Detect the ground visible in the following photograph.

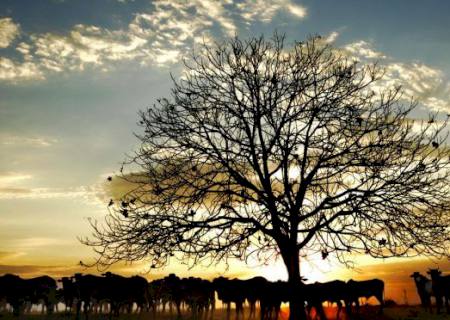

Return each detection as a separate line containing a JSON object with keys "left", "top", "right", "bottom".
{"left": 0, "top": 307, "right": 449, "bottom": 320}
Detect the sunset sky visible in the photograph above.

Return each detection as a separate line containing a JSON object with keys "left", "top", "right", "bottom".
{"left": 1, "top": 0, "right": 450, "bottom": 305}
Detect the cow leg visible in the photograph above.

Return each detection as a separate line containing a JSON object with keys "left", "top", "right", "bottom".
{"left": 355, "top": 299, "right": 360, "bottom": 314}
{"left": 436, "top": 295, "right": 443, "bottom": 314}
{"left": 83, "top": 301, "right": 89, "bottom": 320}
{"left": 445, "top": 295, "right": 449, "bottom": 314}
{"left": 236, "top": 302, "right": 242, "bottom": 320}
{"left": 75, "top": 300, "right": 81, "bottom": 319}
{"left": 260, "top": 304, "right": 266, "bottom": 320}
{"left": 275, "top": 304, "right": 281, "bottom": 320}
{"left": 376, "top": 294, "right": 384, "bottom": 314}
{"left": 248, "top": 301, "right": 255, "bottom": 320}
{"left": 336, "top": 301, "right": 342, "bottom": 320}
{"left": 46, "top": 301, "right": 54, "bottom": 315}
{"left": 11, "top": 301, "right": 21, "bottom": 317}
{"left": 317, "top": 304, "right": 327, "bottom": 320}
{"left": 209, "top": 299, "right": 215, "bottom": 320}
{"left": 269, "top": 305, "right": 274, "bottom": 320}
{"left": 428, "top": 297, "right": 433, "bottom": 313}
{"left": 176, "top": 301, "right": 181, "bottom": 318}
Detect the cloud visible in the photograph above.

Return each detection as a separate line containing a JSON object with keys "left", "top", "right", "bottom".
{"left": 344, "top": 40, "right": 387, "bottom": 60}
{"left": 0, "top": 264, "right": 82, "bottom": 278}
{"left": 10, "top": 237, "right": 74, "bottom": 250}
{"left": 324, "top": 31, "right": 339, "bottom": 44}
{"left": 238, "top": 0, "right": 307, "bottom": 22}
{"left": 0, "top": 251, "right": 25, "bottom": 261}
{"left": 0, "top": 134, "right": 58, "bottom": 147}
{"left": 382, "top": 63, "right": 450, "bottom": 112}
{"left": 0, "top": 171, "right": 106, "bottom": 203}
{"left": 0, "top": 18, "right": 20, "bottom": 48}
{"left": 0, "top": 0, "right": 308, "bottom": 82}
{"left": 342, "top": 40, "right": 450, "bottom": 113}
{"left": 0, "top": 172, "right": 33, "bottom": 185}
{"left": 0, "top": 185, "right": 104, "bottom": 201}
{"left": 0, "top": 57, "right": 43, "bottom": 81}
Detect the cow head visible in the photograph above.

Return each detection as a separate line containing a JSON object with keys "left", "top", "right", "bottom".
{"left": 427, "top": 269, "right": 442, "bottom": 278}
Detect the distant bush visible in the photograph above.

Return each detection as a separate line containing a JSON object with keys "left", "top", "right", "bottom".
{"left": 385, "top": 299, "right": 398, "bottom": 307}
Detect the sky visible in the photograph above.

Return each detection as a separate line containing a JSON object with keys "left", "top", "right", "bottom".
{"left": 1, "top": 0, "right": 450, "bottom": 304}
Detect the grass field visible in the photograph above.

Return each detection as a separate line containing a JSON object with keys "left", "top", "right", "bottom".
{"left": 0, "top": 306, "right": 449, "bottom": 320}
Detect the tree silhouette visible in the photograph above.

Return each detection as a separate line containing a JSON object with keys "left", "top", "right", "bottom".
{"left": 84, "top": 34, "right": 450, "bottom": 320}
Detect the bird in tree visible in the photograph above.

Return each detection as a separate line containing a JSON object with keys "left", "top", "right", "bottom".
{"left": 83, "top": 34, "right": 450, "bottom": 320}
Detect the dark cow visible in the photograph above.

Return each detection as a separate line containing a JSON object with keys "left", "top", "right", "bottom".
{"left": 147, "top": 275, "right": 213, "bottom": 319}
{"left": 213, "top": 277, "right": 247, "bottom": 320}
{"left": 73, "top": 273, "right": 110, "bottom": 319}
{"left": 259, "top": 280, "right": 290, "bottom": 320}
{"left": 243, "top": 276, "right": 269, "bottom": 319}
{"left": 182, "top": 277, "right": 215, "bottom": 319}
{"left": 427, "top": 269, "right": 450, "bottom": 314}
{"left": 410, "top": 272, "right": 433, "bottom": 312}
{"left": 25, "top": 275, "right": 58, "bottom": 314}
{"left": 148, "top": 278, "right": 168, "bottom": 314}
{"left": 58, "top": 276, "right": 77, "bottom": 312}
{"left": 163, "top": 273, "right": 185, "bottom": 317}
{"left": 0, "top": 274, "right": 25, "bottom": 315}
{"left": 305, "top": 280, "right": 347, "bottom": 320}
{"left": 0, "top": 274, "right": 57, "bottom": 316}
{"left": 345, "top": 279, "right": 384, "bottom": 315}
{"left": 102, "top": 272, "right": 149, "bottom": 315}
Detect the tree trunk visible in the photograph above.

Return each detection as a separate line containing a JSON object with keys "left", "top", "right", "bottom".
{"left": 282, "top": 248, "right": 307, "bottom": 320}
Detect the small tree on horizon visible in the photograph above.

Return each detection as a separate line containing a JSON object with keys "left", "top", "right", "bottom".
{"left": 84, "top": 34, "right": 450, "bottom": 320}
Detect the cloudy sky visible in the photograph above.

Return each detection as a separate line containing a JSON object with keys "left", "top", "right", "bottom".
{"left": 1, "top": 0, "right": 450, "bottom": 303}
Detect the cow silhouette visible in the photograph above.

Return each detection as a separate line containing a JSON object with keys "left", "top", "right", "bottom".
{"left": 242, "top": 276, "right": 268, "bottom": 319}
{"left": 58, "top": 276, "right": 77, "bottom": 312}
{"left": 410, "top": 272, "right": 433, "bottom": 312}
{"left": 213, "top": 277, "right": 247, "bottom": 320}
{"left": 305, "top": 280, "right": 347, "bottom": 320}
{"left": 0, "top": 274, "right": 57, "bottom": 316}
{"left": 345, "top": 279, "right": 384, "bottom": 315}
{"left": 427, "top": 269, "right": 450, "bottom": 314}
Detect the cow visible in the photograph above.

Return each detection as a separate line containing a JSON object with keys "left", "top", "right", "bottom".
{"left": 0, "top": 274, "right": 25, "bottom": 315}
{"left": 259, "top": 280, "right": 290, "bottom": 320}
{"left": 162, "top": 273, "right": 186, "bottom": 317}
{"left": 58, "top": 276, "right": 78, "bottom": 312}
{"left": 345, "top": 279, "right": 384, "bottom": 315}
{"left": 410, "top": 272, "right": 433, "bottom": 312}
{"left": 427, "top": 269, "right": 450, "bottom": 314}
{"left": 24, "top": 275, "right": 58, "bottom": 314}
{"left": 243, "top": 276, "right": 269, "bottom": 319}
{"left": 0, "top": 274, "right": 57, "bottom": 316}
{"left": 182, "top": 277, "right": 215, "bottom": 319}
{"left": 148, "top": 278, "right": 168, "bottom": 314}
{"left": 213, "top": 277, "right": 247, "bottom": 320}
{"left": 305, "top": 280, "right": 347, "bottom": 320}
{"left": 105, "top": 272, "right": 150, "bottom": 314}
{"left": 73, "top": 273, "right": 110, "bottom": 319}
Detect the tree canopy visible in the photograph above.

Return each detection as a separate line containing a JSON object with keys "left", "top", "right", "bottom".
{"left": 84, "top": 34, "right": 450, "bottom": 279}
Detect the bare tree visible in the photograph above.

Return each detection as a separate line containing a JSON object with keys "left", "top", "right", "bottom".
{"left": 84, "top": 34, "right": 450, "bottom": 320}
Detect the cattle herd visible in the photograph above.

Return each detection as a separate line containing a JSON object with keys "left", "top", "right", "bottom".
{"left": 0, "top": 269, "right": 446, "bottom": 319}
{"left": 411, "top": 269, "right": 450, "bottom": 314}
